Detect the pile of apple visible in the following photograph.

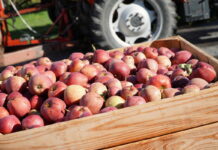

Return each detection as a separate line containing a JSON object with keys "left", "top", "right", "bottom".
{"left": 0, "top": 46, "right": 216, "bottom": 134}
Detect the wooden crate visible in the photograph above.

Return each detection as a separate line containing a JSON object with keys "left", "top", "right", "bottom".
{"left": 1, "top": 36, "right": 218, "bottom": 150}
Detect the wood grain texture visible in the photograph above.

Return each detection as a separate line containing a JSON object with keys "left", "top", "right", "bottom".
{"left": 1, "top": 86, "right": 218, "bottom": 150}
{"left": 107, "top": 122, "right": 218, "bottom": 150}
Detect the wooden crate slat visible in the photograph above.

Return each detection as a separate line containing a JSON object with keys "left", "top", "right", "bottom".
{"left": 107, "top": 122, "right": 218, "bottom": 150}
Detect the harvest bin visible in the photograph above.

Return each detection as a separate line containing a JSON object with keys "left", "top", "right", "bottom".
{"left": 1, "top": 36, "right": 218, "bottom": 150}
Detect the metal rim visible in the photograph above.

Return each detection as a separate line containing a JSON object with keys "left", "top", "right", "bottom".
{"left": 109, "top": 0, "right": 164, "bottom": 47}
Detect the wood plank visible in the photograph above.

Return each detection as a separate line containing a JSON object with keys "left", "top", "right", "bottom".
{"left": 107, "top": 122, "right": 218, "bottom": 150}
{"left": 1, "top": 86, "right": 218, "bottom": 149}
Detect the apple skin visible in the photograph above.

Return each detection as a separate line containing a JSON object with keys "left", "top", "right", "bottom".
{"left": 0, "top": 107, "right": 9, "bottom": 119}
{"left": 105, "top": 96, "right": 125, "bottom": 108}
{"left": 183, "top": 85, "right": 200, "bottom": 93}
{"left": 0, "top": 93, "right": 7, "bottom": 107}
{"left": 69, "top": 52, "right": 84, "bottom": 60}
{"left": 138, "top": 59, "right": 158, "bottom": 73}
{"left": 64, "top": 85, "right": 86, "bottom": 105}
{"left": 109, "top": 50, "right": 124, "bottom": 59}
{"left": 171, "top": 68, "right": 188, "bottom": 80}
{"left": 48, "top": 81, "right": 67, "bottom": 98}
{"left": 172, "top": 76, "right": 189, "bottom": 88}
{"left": 100, "top": 107, "right": 118, "bottom": 113}
{"left": 187, "top": 59, "right": 199, "bottom": 68}
{"left": 4, "top": 66, "right": 17, "bottom": 74}
{"left": 0, "top": 69, "right": 14, "bottom": 81}
{"left": 188, "top": 78, "right": 208, "bottom": 89}
{"left": 64, "top": 72, "right": 88, "bottom": 87}
{"left": 93, "top": 49, "right": 111, "bottom": 64}
{"left": 7, "top": 91, "right": 23, "bottom": 101}
{"left": 158, "top": 47, "right": 175, "bottom": 58}
{"left": 127, "top": 75, "right": 138, "bottom": 85}
{"left": 59, "top": 72, "right": 71, "bottom": 83}
{"left": 148, "top": 74, "right": 172, "bottom": 89}
{"left": 92, "top": 63, "right": 107, "bottom": 72}
{"left": 28, "top": 74, "right": 53, "bottom": 95}
{"left": 162, "top": 88, "right": 181, "bottom": 98}
{"left": 124, "top": 46, "right": 137, "bottom": 55}
{"left": 156, "top": 55, "right": 171, "bottom": 68}
{"left": 124, "top": 96, "right": 146, "bottom": 107}
{"left": 22, "top": 115, "right": 44, "bottom": 129}
{"left": 80, "top": 92, "right": 104, "bottom": 114}
{"left": 7, "top": 96, "right": 31, "bottom": 118}
{"left": 69, "top": 59, "right": 87, "bottom": 72}
{"left": 89, "top": 82, "right": 107, "bottom": 96}
{"left": 138, "top": 85, "right": 161, "bottom": 102}
{"left": 21, "top": 66, "right": 39, "bottom": 81}
{"left": 157, "top": 64, "right": 168, "bottom": 75}
{"left": 136, "top": 68, "right": 156, "bottom": 84}
{"left": 172, "top": 50, "right": 192, "bottom": 64}
{"left": 5, "top": 76, "right": 26, "bottom": 94}
{"left": 40, "top": 97, "right": 66, "bottom": 123}
{"left": 143, "top": 47, "right": 158, "bottom": 59}
{"left": 120, "top": 86, "right": 138, "bottom": 100}
{"left": 42, "top": 71, "right": 56, "bottom": 84}
{"left": 131, "top": 52, "right": 146, "bottom": 64}
{"left": 36, "top": 65, "right": 47, "bottom": 73}
{"left": 190, "top": 62, "right": 216, "bottom": 82}
{"left": 0, "top": 115, "right": 21, "bottom": 134}
{"left": 51, "top": 61, "right": 67, "bottom": 78}
{"left": 65, "top": 105, "right": 92, "bottom": 120}
{"left": 122, "top": 55, "right": 136, "bottom": 71}
{"left": 95, "top": 71, "right": 114, "bottom": 84}
{"left": 109, "top": 61, "right": 130, "bottom": 80}
{"left": 134, "top": 83, "right": 144, "bottom": 90}
{"left": 80, "top": 65, "right": 99, "bottom": 81}
{"left": 121, "top": 81, "right": 133, "bottom": 88}
{"left": 29, "top": 95, "right": 43, "bottom": 110}
{"left": 36, "top": 57, "right": 52, "bottom": 70}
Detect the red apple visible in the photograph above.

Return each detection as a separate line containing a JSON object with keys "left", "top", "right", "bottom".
{"left": 5, "top": 76, "right": 26, "bottom": 93}
{"left": 0, "top": 107, "right": 9, "bottom": 119}
{"left": 124, "top": 96, "right": 146, "bottom": 107}
{"left": 84, "top": 52, "right": 94, "bottom": 62}
{"left": 190, "top": 62, "right": 216, "bottom": 82}
{"left": 121, "top": 81, "right": 133, "bottom": 88}
{"left": 187, "top": 59, "right": 199, "bottom": 68}
{"left": 143, "top": 47, "right": 158, "bottom": 59}
{"left": 59, "top": 72, "right": 71, "bottom": 82}
{"left": 172, "top": 50, "right": 192, "bottom": 64}
{"left": 158, "top": 47, "right": 175, "bottom": 58}
{"left": 157, "top": 64, "right": 168, "bottom": 75}
{"left": 183, "top": 85, "right": 200, "bottom": 94}
{"left": 7, "top": 91, "right": 23, "bottom": 101}
{"left": 51, "top": 61, "right": 67, "bottom": 77}
{"left": 162, "top": 88, "right": 180, "bottom": 98}
{"left": 21, "top": 66, "right": 39, "bottom": 81}
{"left": 134, "top": 83, "right": 144, "bottom": 90}
{"left": 106, "top": 78, "right": 122, "bottom": 89}
{"left": 65, "top": 105, "right": 92, "bottom": 120}
{"left": 64, "top": 85, "right": 86, "bottom": 105}
{"left": 137, "top": 46, "right": 146, "bottom": 52}
{"left": 92, "top": 63, "right": 106, "bottom": 72}
{"left": 138, "top": 85, "right": 161, "bottom": 102}
{"left": 109, "top": 50, "right": 124, "bottom": 59}
{"left": 120, "top": 86, "right": 138, "bottom": 100}
{"left": 189, "top": 78, "right": 208, "bottom": 89}
{"left": 36, "top": 57, "right": 52, "bottom": 69}
{"left": 69, "top": 52, "right": 84, "bottom": 60}
{"left": 7, "top": 96, "right": 31, "bottom": 118}
{"left": 80, "top": 92, "right": 104, "bottom": 114}
{"left": 62, "top": 59, "right": 72, "bottom": 67}
{"left": 131, "top": 52, "right": 146, "bottom": 64}
{"left": 127, "top": 75, "right": 138, "bottom": 85}
{"left": 105, "top": 96, "right": 125, "bottom": 108}
{"left": 100, "top": 107, "right": 117, "bottom": 113}
{"left": 0, "top": 93, "right": 7, "bottom": 107}
{"left": 29, "top": 95, "right": 43, "bottom": 110}
{"left": 138, "top": 59, "right": 158, "bottom": 73}
{"left": 156, "top": 55, "right": 171, "bottom": 68}
{"left": 89, "top": 82, "right": 107, "bottom": 96}
{"left": 40, "top": 97, "right": 66, "bottom": 122}
{"left": 122, "top": 55, "right": 136, "bottom": 71}
{"left": 22, "top": 114, "right": 44, "bottom": 129}
{"left": 171, "top": 68, "right": 189, "bottom": 80}
{"left": 42, "top": 71, "right": 56, "bottom": 84}
{"left": 4, "top": 66, "right": 16, "bottom": 74}
{"left": 0, "top": 69, "right": 14, "bottom": 81}
{"left": 0, "top": 115, "right": 21, "bottom": 134}
{"left": 109, "top": 61, "right": 130, "bottom": 80}
{"left": 108, "top": 86, "right": 121, "bottom": 96}
{"left": 64, "top": 72, "right": 88, "bottom": 87}
{"left": 136, "top": 68, "right": 156, "bottom": 84}
{"left": 80, "top": 65, "right": 98, "bottom": 81}
{"left": 28, "top": 74, "right": 53, "bottom": 95}
{"left": 95, "top": 71, "right": 114, "bottom": 84}
{"left": 69, "top": 59, "right": 87, "bottom": 72}
{"left": 48, "top": 81, "right": 67, "bottom": 98}
{"left": 148, "top": 74, "right": 172, "bottom": 89}
{"left": 93, "top": 49, "right": 110, "bottom": 64}
{"left": 36, "top": 65, "right": 47, "bottom": 73}
{"left": 124, "top": 46, "right": 137, "bottom": 55}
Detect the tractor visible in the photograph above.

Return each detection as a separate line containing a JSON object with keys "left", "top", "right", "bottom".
{"left": 0, "top": 0, "right": 217, "bottom": 66}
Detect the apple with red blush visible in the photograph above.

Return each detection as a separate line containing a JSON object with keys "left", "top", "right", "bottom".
{"left": 22, "top": 114, "right": 44, "bottom": 129}
{"left": 0, "top": 107, "right": 9, "bottom": 119}
{"left": 124, "top": 96, "right": 146, "bottom": 107}
{"left": 65, "top": 105, "right": 92, "bottom": 120}
{"left": 0, "top": 115, "right": 21, "bottom": 134}
{"left": 51, "top": 61, "right": 67, "bottom": 77}
{"left": 143, "top": 47, "right": 158, "bottom": 59}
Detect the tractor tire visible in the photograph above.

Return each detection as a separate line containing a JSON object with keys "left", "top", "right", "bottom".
{"left": 88, "top": 0, "right": 177, "bottom": 49}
